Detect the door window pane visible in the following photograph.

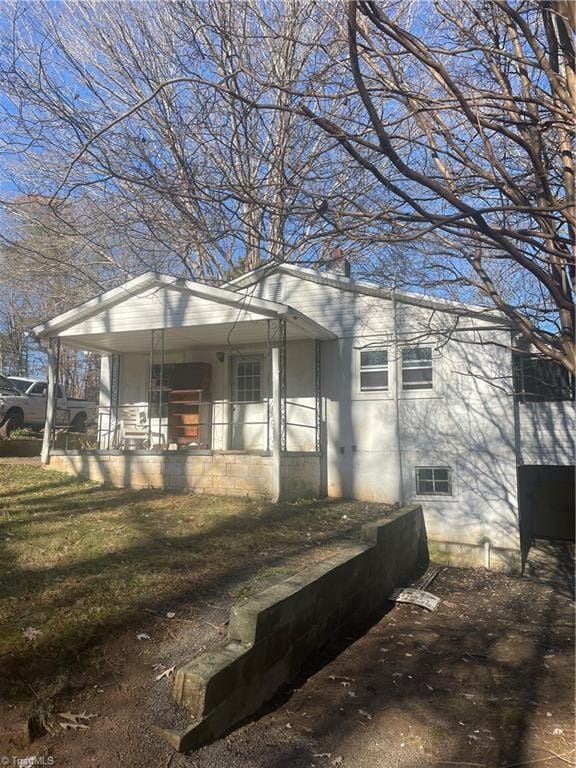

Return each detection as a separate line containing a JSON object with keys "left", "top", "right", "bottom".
{"left": 236, "top": 360, "right": 262, "bottom": 402}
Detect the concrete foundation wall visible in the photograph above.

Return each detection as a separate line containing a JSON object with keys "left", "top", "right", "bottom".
{"left": 280, "top": 452, "right": 322, "bottom": 501}
{"left": 427, "top": 539, "right": 521, "bottom": 573}
{"left": 158, "top": 504, "right": 427, "bottom": 752}
{"left": 49, "top": 450, "right": 322, "bottom": 500}
{"left": 49, "top": 451, "right": 275, "bottom": 496}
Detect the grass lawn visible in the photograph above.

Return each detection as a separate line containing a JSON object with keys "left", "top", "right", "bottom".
{"left": 0, "top": 463, "right": 387, "bottom": 711}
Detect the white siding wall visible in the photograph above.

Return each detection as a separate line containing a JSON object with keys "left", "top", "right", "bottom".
{"left": 517, "top": 401, "right": 575, "bottom": 466}
{"left": 61, "top": 286, "right": 273, "bottom": 336}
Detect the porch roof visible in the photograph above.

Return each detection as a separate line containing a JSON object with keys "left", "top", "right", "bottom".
{"left": 31, "top": 271, "right": 335, "bottom": 354}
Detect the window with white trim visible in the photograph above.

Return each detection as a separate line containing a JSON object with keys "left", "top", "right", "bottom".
{"left": 235, "top": 359, "right": 262, "bottom": 402}
{"left": 359, "top": 349, "right": 388, "bottom": 391}
{"left": 415, "top": 467, "right": 451, "bottom": 495}
{"left": 402, "top": 346, "right": 433, "bottom": 390}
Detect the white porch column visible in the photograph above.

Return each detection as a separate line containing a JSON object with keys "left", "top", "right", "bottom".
{"left": 40, "top": 338, "right": 58, "bottom": 465}
{"left": 271, "top": 345, "right": 281, "bottom": 501}
{"left": 98, "top": 355, "right": 115, "bottom": 449}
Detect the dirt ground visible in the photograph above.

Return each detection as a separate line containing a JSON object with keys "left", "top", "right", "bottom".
{"left": 2, "top": 545, "right": 574, "bottom": 768}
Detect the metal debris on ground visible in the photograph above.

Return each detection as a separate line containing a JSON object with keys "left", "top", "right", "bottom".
{"left": 415, "top": 567, "right": 440, "bottom": 591}
{"left": 389, "top": 588, "right": 441, "bottom": 611}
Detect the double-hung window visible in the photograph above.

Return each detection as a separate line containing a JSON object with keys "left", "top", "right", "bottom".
{"left": 359, "top": 349, "right": 389, "bottom": 391}
{"left": 416, "top": 467, "right": 452, "bottom": 495}
{"left": 402, "top": 347, "right": 433, "bottom": 390}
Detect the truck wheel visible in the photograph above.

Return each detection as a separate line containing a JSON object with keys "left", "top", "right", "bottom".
{"left": 0, "top": 411, "right": 24, "bottom": 439}
{"left": 70, "top": 413, "right": 87, "bottom": 433}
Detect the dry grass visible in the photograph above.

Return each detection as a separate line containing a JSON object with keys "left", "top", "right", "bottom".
{"left": 0, "top": 463, "right": 389, "bottom": 707}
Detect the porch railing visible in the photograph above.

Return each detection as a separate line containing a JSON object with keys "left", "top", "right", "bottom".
{"left": 94, "top": 397, "right": 318, "bottom": 453}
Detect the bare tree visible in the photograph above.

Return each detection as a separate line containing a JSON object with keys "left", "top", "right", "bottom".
{"left": 0, "top": 1, "right": 351, "bottom": 285}
{"left": 1, "top": 0, "right": 573, "bottom": 372}
{"left": 293, "top": 0, "right": 575, "bottom": 370}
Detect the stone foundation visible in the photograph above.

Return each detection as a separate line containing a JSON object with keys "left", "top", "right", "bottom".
{"left": 48, "top": 450, "right": 322, "bottom": 500}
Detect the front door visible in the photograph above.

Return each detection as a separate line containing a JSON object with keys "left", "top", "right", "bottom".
{"left": 230, "top": 357, "right": 267, "bottom": 451}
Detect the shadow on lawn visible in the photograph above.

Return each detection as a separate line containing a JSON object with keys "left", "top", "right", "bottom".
{"left": 0, "top": 469, "right": 384, "bottom": 707}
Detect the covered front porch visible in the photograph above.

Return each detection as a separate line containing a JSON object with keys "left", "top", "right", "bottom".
{"left": 33, "top": 272, "right": 334, "bottom": 501}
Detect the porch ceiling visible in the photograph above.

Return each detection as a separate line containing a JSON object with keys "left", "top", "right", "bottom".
{"left": 59, "top": 317, "right": 327, "bottom": 354}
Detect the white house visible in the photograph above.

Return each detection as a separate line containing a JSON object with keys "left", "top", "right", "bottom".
{"left": 31, "top": 260, "right": 575, "bottom": 572}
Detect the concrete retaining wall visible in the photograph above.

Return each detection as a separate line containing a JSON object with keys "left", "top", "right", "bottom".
{"left": 49, "top": 451, "right": 275, "bottom": 496}
{"left": 157, "top": 504, "right": 427, "bottom": 753}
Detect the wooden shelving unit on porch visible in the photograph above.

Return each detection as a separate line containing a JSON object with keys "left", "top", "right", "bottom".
{"left": 167, "top": 389, "right": 211, "bottom": 448}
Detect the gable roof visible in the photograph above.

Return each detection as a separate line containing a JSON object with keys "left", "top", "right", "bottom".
{"left": 226, "top": 261, "right": 509, "bottom": 323}
{"left": 31, "top": 271, "right": 335, "bottom": 340}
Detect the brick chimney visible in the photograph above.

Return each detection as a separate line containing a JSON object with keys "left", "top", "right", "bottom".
{"left": 327, "top": 248, "right": 351, "bottom": 278}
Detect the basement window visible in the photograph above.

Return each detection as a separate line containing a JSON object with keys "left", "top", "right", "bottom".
{"left": 402, "top": 347, "right": 433, "bottom": 390}
{"left": 416, "top": 467, "right": 452, "bottom": 496}
{"left": 359, "top": 349, "right": 389, "bottom": 391}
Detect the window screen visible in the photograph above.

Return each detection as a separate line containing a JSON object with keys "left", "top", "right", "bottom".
{"left": 236, "top": 360, "right": 262, "bottom": 402}
{"left": 513, "top": 354, "right": 574, "bottom": 402}
{"left": 402, "top": 347, "right": 433, "bottom": 390}
{"left": 416, "top": 467, "right": 452, "bottom": 495}
{"left": 360, "top": 349, "right": 388, "bottom": 391}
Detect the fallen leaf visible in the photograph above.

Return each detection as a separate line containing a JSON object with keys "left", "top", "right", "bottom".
{"left": 58, "top": 711, "right": 97, "bottom": 731}
{"left": 136, "top": 633, "right": 150, "bottom": 641}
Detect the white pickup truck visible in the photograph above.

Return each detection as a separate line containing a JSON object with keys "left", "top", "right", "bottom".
{"left": 0, "top": 375, "right": 97, "bottom": 438}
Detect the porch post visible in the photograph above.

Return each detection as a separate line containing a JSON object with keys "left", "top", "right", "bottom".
{"left": 98, "top": 354, "right": 120, "bottom": 449}
{"left": 271, "top": 344, "right": 281, "bottom": 502}
{"left": 40, "top": 338, "right": 58, "bottom": 464}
